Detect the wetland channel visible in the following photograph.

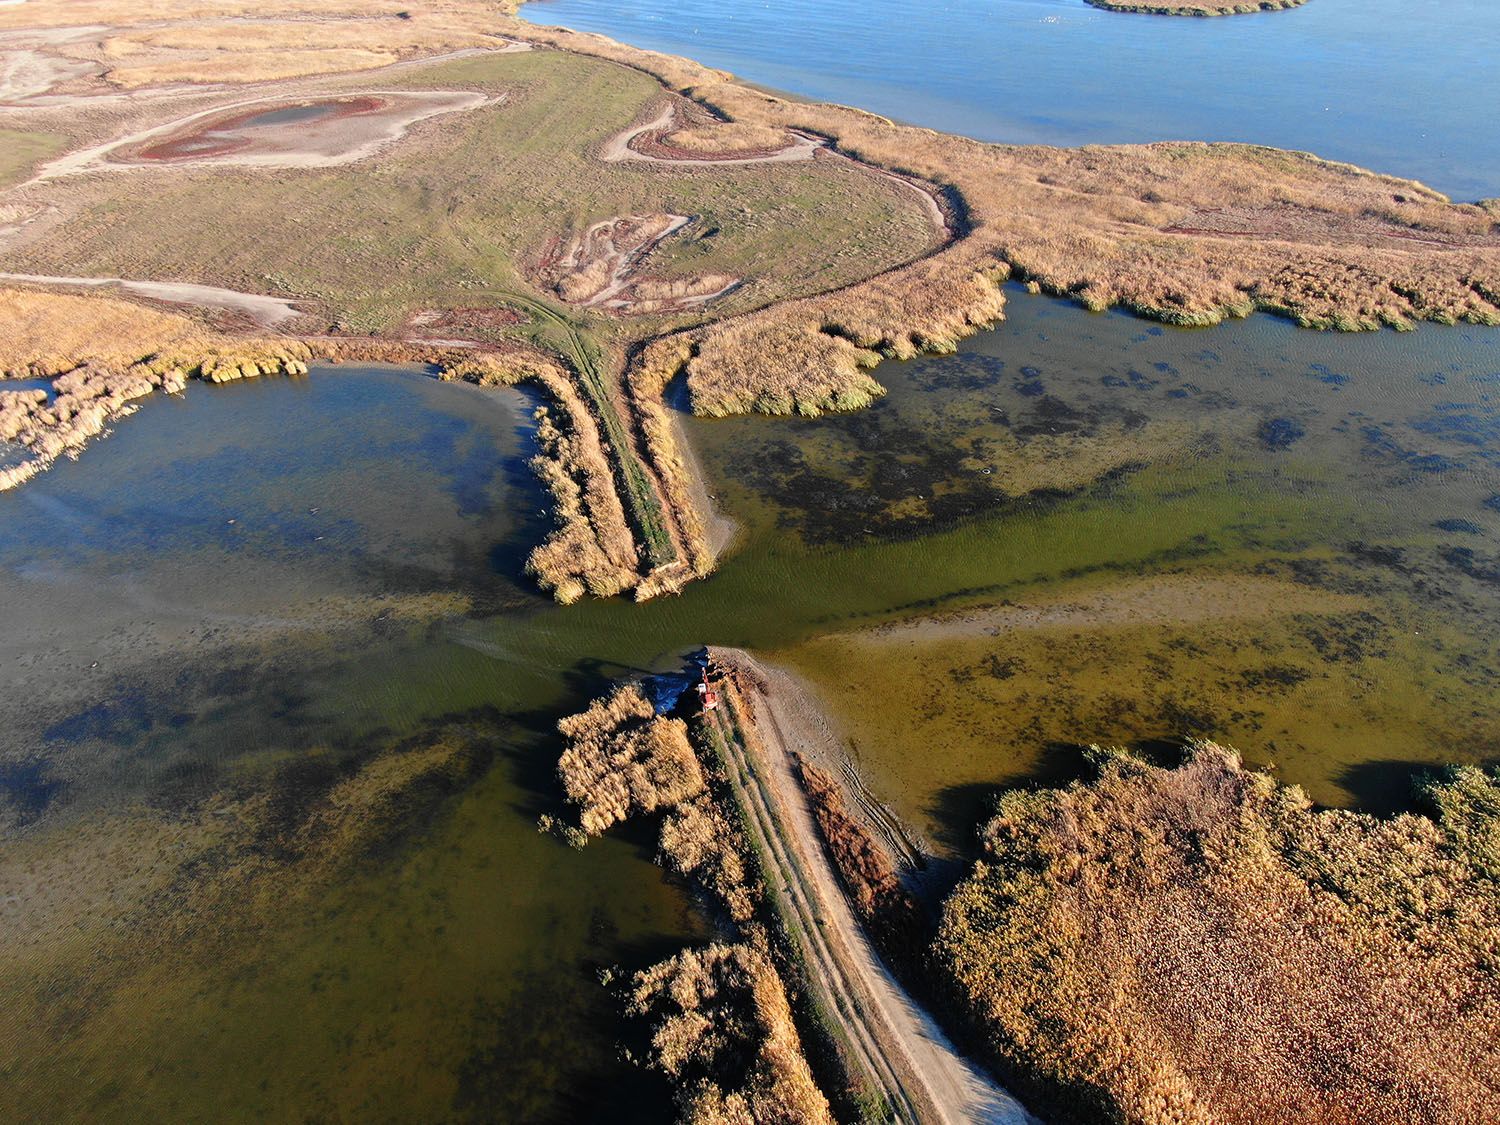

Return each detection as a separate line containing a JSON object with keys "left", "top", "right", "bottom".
{"left": 5, "top": 2, "right": 1500, "bottom": 1118}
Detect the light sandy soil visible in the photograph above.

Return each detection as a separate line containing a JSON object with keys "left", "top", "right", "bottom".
{"left": 670, "top": 406, "right": 739, "bottom": 557}
{"left": 0, "top": 26, "right": 99, "bottom": 102}
{"left": 0, "top": 272, "right": 302, "bottom": 326}
{"left": 845, "top": 573, "right": 1368, "bottom": 648}
{"left": 29, "top": 87, "right": 493, "bottom": 179}
{"left": 600, "top": 100, "right": 823, "bottom": 167}
{"left": 716, "top": 647, "right": 1038, "bottom": 1125}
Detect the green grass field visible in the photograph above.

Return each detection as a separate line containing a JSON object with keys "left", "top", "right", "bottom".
{"left": 0, "top": 129, "right": 68, "bottom": 189}
{"left": 9, "top": 49, "right": 932, "bottom": 347}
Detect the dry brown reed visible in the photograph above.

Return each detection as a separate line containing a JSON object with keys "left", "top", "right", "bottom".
{"left": 1085, "top": 0, "right": 1307, "bottom": 13}
{"left": 934, "top": 742, "right": 1500, "bottom": 1125}
{"left": 556, "top": 685, "right": 703, "bottom": 835}
{"left": 554, "top": 683, "right": 759, "bottom": 916}
{"left": 446, "top": 352, "right": 642, "bottom": 603}
{"left": 796, "top": 756, "right": 924, "bottom": 964}
{"left": 627, "top": 942, "right": 836, "bottom": 1125}
{"left": 554, "top": 681, "right": 830, "bottom": 1121}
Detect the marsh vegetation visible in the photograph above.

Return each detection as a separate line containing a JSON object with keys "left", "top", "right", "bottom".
{"left": 935, "top": 744, "right": 1500, "bottom": 1124}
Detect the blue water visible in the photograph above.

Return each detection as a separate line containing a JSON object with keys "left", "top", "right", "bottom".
{"left": 524, "top": 0, "right": 1500, "bottom": 200}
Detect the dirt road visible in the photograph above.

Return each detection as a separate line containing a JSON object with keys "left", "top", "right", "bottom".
{"left": 0, "top": 272, "right": 302, "bottom": 327}
{"left": 710, "top": 648, "right": 1037, "bottom": 1125}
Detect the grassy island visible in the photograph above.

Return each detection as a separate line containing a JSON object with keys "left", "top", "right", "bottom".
{"left": 1085, "top": 0, "right": 1310, "bottom": 14}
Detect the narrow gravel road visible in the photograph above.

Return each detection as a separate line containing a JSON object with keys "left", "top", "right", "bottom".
{"left": 712, "top": 648, "right": 1038, "bottom": 1125}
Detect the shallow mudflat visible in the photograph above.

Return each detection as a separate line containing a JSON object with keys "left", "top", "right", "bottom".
{"left": 61, "top": 89, "right": 494, "bottom": 173}
{"left": 131, "top": 96, "right": 388, "bottom": 161}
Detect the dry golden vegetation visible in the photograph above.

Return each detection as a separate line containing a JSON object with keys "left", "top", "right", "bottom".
{"left": 0, "top": 287, "right": 313, "bottom": 489}
{"left": 626, "top": 942, "right": 835, "bottom": 1125}
{"left": 1085, "top": 0, "right": 1308, "bottom": 13}
{"left": 0, "top": 1, "right": 523, "bottom": 88}
{"left": 444, "top": 351, "right": 645, "bottom": 603}
{"left": 509, "top": 18, "right": 1500, "bottom": 418}
{"left": 554, "top": 683, "right": 759, "bottom": 920}
{"left": 796, "top": 756, "right": 924, "bottom": 964}
{"left": 553, "top": 683, "right": 836, "bottom": 1122}
{"left": 556, "top": 685, "right": 703, "bottom": 834}
{"left": 934, "top": 743, "right": 1500, "bottom": 1125}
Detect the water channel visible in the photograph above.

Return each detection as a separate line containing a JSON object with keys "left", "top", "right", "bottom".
{"left": 3, "top": 1, "right": 1499, "bottom": 1117}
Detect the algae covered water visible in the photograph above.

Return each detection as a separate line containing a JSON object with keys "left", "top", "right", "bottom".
{"left": 5, "top": 2, "right": 1500, "bottom": 1115}
{"left": 4, "top": 291, "right": 1499, "bottom": 1115}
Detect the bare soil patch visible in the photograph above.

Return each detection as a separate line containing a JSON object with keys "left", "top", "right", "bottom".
{"left": 35, "top": 88, "right": 492, "bottom": 178}
{"left": 535, "top": 212, "right": 738, "bottom": 315}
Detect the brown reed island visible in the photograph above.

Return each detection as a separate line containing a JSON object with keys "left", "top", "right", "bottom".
{"left": 2, "top": 0, "right": 1498, "bottom": 605}
{"left": 1085, "top": 0, "right": 1309, "bottom": 14}
{"left": 935, "top": 743, "right": 1500, "bottom": 1125}
{"left": 552, "top": 652, "right": 1033, "bottom": 1125}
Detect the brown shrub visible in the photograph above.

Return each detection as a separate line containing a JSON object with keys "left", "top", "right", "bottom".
{"left": 934, "top": 743, "right": 1500, "bottom": 1125}
{"left": 628, "top": 942, "right": 835, "bottom": 1125}
{"left": 557, "top": 685, "right": 703, "bottom": 835}
{"left": 796, "top": 756, "right": 924, "bottom": 963}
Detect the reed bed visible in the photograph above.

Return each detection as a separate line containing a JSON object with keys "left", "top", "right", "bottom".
{"left": 627, "top": 942, "right": 835, "bottom": 1125}
{"left": 554, "top": 682, "right": 846, "bottom": 1123}
{"left": 1085, "top": 0, "right": 1308, "bottom": 14}
{"left": 933, "top": 743, "right": 1500, "bottom": 1125}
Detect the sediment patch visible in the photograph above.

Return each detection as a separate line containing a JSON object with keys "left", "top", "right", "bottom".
{"left": 536, "top": 212, "right": 738, "bottom": 315}
{"left": 34, "top": 88, "right": 493, "bottom": 178}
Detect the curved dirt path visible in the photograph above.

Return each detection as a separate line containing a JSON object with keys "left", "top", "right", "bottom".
{"left": 601, "top": 99, "right": 950, "bottom": 245}
{"left": 0, "top": 272, "right": 301, "bottom": 326}
{"left": 712, "top": 648, "right": 1038, "bottom": 1125}
{"left": 600, "top": 100, "right": 823, "bottom": 166}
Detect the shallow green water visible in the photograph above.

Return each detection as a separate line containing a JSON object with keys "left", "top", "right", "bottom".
{"left": 3, "top": 313, "right": 1499, "bottom": 1115}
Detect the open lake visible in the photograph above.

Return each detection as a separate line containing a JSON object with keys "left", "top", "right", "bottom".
{"left": 526, "top": 0, "right": 1500, "bottom": 201}
{"left": 4, "top": 1, "right": 1499, "bottom": 1118}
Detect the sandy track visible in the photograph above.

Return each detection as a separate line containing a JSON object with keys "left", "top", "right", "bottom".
{"left": 600, "top": 101, "right": 823, "bottom": 166}
{"left": 0, "top": 272, "right": 301, "bottom": 327}
{"left": 714, "top": 648, "right": 1037, "bottom": 1125}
